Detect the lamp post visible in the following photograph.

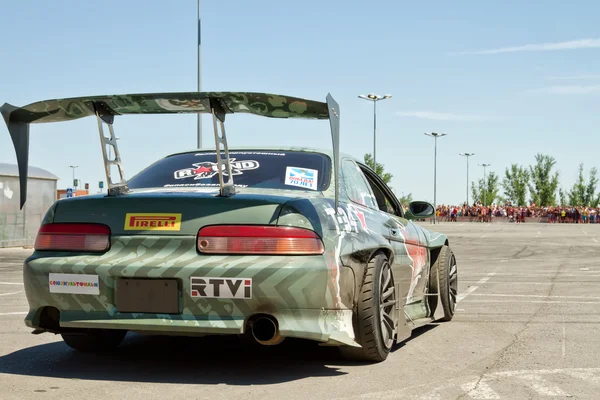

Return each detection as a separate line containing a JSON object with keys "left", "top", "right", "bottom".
{"left": 459, "top": 153, "right": 475, "bottom": 205}
{"left": 69, "top": 165, "right": 79, "bottom": 190}
{"left": 358, "top": 93, "right": 391, "bottom": 169}
{"left": 197, "top": 0, "right": 203, "bottom": 149}
{"left": 424, "top": 132, "right": 447, "bottom": 224}
{"left": 478, "top": 163, "right": 491, "bottom": 206}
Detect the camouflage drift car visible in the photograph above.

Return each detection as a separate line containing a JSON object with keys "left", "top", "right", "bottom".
{"left": 1, "top": 91, "right": 457, "bottom": 362}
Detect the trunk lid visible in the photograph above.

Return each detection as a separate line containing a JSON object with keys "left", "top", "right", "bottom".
{"left": 51, "top": 189, "right": 302, "bottom": 236}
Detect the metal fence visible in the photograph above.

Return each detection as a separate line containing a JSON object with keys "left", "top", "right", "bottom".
{"left": 0, "top": 175, "right": 57, "bottom": 248}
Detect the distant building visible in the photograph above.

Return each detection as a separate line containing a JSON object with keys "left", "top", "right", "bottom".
{"left": 0, "top": 163, "right": 58, "bottom": 248}
{"left": 57, "top": 189, "right": 89, "bottom": 199}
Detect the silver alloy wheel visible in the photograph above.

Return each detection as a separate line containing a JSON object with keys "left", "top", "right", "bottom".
{"left": 448, "top": 254, "right": 458, "bottom": 312}
{"left": 379, "top": 260, "right": 396, "bottom": 349}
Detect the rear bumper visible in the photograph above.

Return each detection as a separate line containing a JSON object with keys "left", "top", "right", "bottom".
{"left": 25, "top": 308, "right": 357, "bottom": 346}
{"left": 22, "top": 237, "right": 357, "bottom": 346}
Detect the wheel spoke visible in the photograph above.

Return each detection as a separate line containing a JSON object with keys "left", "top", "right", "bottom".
{"left": 449, "top": 263, "right": 457, "bottom": 277}
{"left": 381, "top": 286, "right": 395, "bottom": 301}
{"left": 381, "top": 267, "right": 391, "bottom": 292}
{"left": 380, "top": 300, "right": 395, "bottom": 310}
{"left": 378, "top": 261, "right": 396, "bottom": 348}
{"left": 382, "top": 312, "right": 394, "bottom": 331}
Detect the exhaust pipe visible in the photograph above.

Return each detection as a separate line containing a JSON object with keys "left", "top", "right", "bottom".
{"left": 250, "top": 316, "right": 284, "bottom": 345}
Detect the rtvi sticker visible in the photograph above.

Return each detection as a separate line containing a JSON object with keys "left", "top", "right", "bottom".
{"left": 174, "top": 159, "right": 259, "bottom": 180}
{"left": 285, "top": 166, "right": 318, "bottom": 190}
{"left": 190, "top": 277, "right": 252, "bottom": 299}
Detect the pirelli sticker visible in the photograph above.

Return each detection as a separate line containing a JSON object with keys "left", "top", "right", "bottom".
{"left": 124, "top": 213, "right": 182, "bottom": 231}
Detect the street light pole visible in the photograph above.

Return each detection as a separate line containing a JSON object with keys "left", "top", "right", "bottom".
{"left": 478, "top": 163, "right": 491, "bottom": 206}
{"left": 69, "top": 165, "right": 79, "bottom": 190}
{"left": 459, "top": 153, "right": 475, "bottom": 205}
{"left": 358, "top": 93, "right": 392, "bottom": 169}
{"left": 425, "top": 132, "right": 447, "bottom": 224}
{"left": 197, "top": 0, "right": 202, "bottom": 149}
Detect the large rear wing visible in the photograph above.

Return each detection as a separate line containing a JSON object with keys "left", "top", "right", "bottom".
{"left": 1, "top": 91, "right": 340, "bottom": 210}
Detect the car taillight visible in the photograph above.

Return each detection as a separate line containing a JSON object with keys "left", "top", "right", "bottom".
{"left": 197, "top": 225, "right": 324, "bottom": 255}
{"left": 34, "top": 223, "right": 111, "bottom": 252}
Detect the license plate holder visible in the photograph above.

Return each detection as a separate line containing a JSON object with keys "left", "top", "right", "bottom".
{"left": 115, "top": 278, "right": 179, "bottom": 314}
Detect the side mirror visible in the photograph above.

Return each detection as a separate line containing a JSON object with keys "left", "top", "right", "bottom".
{"left": 404, "top": 201, "right": 435, "bottom": 220}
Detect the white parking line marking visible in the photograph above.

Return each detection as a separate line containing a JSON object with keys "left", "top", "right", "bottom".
{"left": 593, "top": 238, "right": 599, "bottom": 243}
{"left": 470, "top": 293, "right": 600, "bottom": 300}
{"left": 457, "top": 272, "right": 496, "bottom": 303}
{"left": 460, "top": 381, "right": 500, "bottom": 399}
{"left": 0, "top": 282, "right": 24, "bottom": 285}
{"left": 582, "top": 230, "right": 588, "bottom": 235}
{"left": 562, "top": 325, "right": 567, "bottom": 358}
{"left": 335, "top": 368, "right": 600, "bottom": 400}
{"left": 564, "top": 370, "right": 600, "bottom": 384}
{"left": 467, "top": 257, "right": 548, "bottom": 261}
{"left": 518, "top": 374, "right": 571, "bottom": 396}
{"left": 480, "top": 235, "right": 487, "bottom": 238}
{"left": 462, "top": 299, "right": 600, "bottom": 304}
{"left": 0, "top": 312, "right": 27, "bottom": 316}
{"left": 460, "top": 281, "right": 599, "bottom": 285}
{"left": 0, "top": 291, "right": 23, "bottom": 296}
{"left": 462, "top": 273, "right": 599, "bottom": 277}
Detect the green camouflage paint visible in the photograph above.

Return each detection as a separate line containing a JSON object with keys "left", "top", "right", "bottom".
{"left": 6, "top": 92, "right": 330, "bottom": 125}
{"left": 23, "top": 147, "right": 449, "bottom": 347}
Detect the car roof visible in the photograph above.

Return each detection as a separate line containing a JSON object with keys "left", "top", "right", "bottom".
{"left": 166, "top": 146, "right": 363, "bottom": 164}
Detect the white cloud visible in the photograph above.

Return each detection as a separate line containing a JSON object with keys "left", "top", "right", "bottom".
{"left": 546, "top": 74, "right": 600, "bottom": 81}
{"left": 396, "top": 111, "right": 489, "bottom": 121}
{"left": 452, "top": 38, "right": 600, "bottom": 55}
{"left": 526, "top": 85, "right": 600, "bottom": 95}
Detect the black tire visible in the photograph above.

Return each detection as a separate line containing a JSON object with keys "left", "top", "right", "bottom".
{"left": 340, "top": 252, "right": 397, "bottom": 363}
{"left": 429, "top": 245, "right": 457, "bottom": 321}
{"left": 61, "top": 329, "right": 127, "bottom": 352}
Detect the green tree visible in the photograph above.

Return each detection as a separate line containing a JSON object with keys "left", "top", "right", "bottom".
{"left": 471, "top": 171, "right": 500, "bottom": 206}
{"left": 567, "top": 164, "right": 598, "bottom": 206}
{"left": 587, "top": 167, "right": 599, "bottom": 207}
{"left": 502, "top": 164, "right": 530, "bottom": 206}
{"left": 528, "top": 153, "right": 560, "bottom": 206}
{"left": 559, "top": 188, "right": 567, "bottom": 206}
{"left": 397, "top": 192, "right": 413, "bottom": 206}
{"left": 364, "top": 153, "right": 393, "bottom": 184}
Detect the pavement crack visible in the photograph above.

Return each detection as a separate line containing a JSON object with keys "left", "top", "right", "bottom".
{"left": 511, "top": 245, "right": 530, "bottom": 260}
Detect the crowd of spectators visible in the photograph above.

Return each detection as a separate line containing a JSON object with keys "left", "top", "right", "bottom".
{"left": 435, "top": 203, "right": 600, "bottom": 223}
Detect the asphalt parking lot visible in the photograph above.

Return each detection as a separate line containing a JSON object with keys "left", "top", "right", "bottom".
{"left": 1, "top": 222, "right": 599, "bottom": 399}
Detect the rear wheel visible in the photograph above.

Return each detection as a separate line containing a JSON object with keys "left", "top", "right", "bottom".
{"left": 340, "top": 252, "right": 397, "bottom": 362}
{"left": 61, "top": 329, "right": 127, "bottom": 352}
{"left": 429, "top": 245, "right": 458, "bottom": 321}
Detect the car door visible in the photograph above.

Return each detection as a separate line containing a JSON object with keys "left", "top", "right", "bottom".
{"left": 356, "top": 164, "right": 432, "bottom": 319}
{"left": 350, "top": 162, "right": 415, "bottom": 311}
{"left": 339, "top": 159, "right": 411, "bottom": 300}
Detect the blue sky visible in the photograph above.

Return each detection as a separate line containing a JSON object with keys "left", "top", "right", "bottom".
{"left": 1, "top": 0, "right": 599, "bottom": 205}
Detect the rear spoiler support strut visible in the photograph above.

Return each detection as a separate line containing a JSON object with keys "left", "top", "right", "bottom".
{"left": 209, "top": 98, "right": 236, "bottom": 197}
{"left": 90, "top": 101, "right": 129, "bottom": 196}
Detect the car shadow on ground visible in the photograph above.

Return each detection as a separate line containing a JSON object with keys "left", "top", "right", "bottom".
{"left": 0, "top": 324, "right": 438, "bottom": 385}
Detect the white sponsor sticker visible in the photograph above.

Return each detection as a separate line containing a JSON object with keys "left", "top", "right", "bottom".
{"left": 190, "top": 277, "right": 252, "bottom": 299}
{"left": 49, "top": 273, "right": 100, "bottom": 295}
{"left": 284, "top": 166, "right": 318, "bottom": 190}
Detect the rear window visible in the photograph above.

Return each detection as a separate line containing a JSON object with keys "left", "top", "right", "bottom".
{"left": 127, "top": 150, "right": 331, "bottom": 191}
